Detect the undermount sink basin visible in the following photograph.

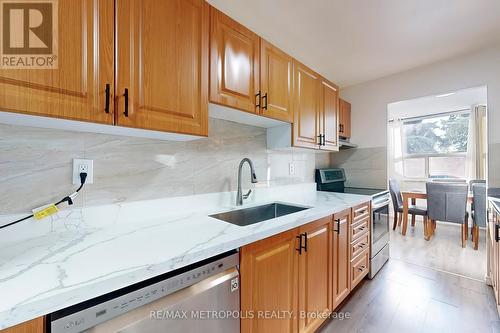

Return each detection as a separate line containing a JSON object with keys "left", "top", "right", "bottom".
{"left": 210, "top": 202, "right": 310, "bottom": 226}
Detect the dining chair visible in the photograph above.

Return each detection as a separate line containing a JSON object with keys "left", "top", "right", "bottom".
{"left": 389, "top": 179, "right": 428, "bottom": 235}
{"left": 471, "top": 183, "right": 486, "bottom": 250}
{"left": 426, "top": 182, "right": 469, "bottom": 247}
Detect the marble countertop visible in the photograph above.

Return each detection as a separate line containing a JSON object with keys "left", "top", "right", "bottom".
{"left": 0, "top": 183, "right": 370, "bottom": 329}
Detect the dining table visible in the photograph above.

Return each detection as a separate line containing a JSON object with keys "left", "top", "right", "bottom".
{"left": 401, "top": 190, "right": 473, "bottom": 237}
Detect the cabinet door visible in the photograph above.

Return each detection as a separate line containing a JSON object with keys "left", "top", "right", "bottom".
{"left": 493, "top": 209, "right": 500, "bottom": 307}
{"left": 0, "top": 317, "right": 44, "bottom": 333}
{"left": 344, "top": 101, "right": 351, "bottom": 138}
{"left": 319, "top": 78, "right": 339, "bottom": 151}
{"left": 260, "top": 39, "right": 293, "bottom": 122}
{"left": 298, "top": 217, "right": 332, "bottom": 333}
{"left": 0, "top": 0, "right": 114, "bottom": 124}
{"left": 293, "top": 61, "right": 320, "bottom": 149}
{"left": 116, "top": 0, "right": 208, "bottom": 136}
{"left": 332, "top": 208, "right": 351, "bottom": 308}
{"left": 209, "top": 7, "right": 260, "bottom": 114}
{"left": 339, "top": 98, "right": 351, "bottom": 139}
{"left": 240, "top": 229, "right": 298, "bottom": 333}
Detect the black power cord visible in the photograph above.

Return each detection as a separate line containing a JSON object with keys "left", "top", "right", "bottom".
{"left": 0, "top": 172, "right": 88, "bottom": 230}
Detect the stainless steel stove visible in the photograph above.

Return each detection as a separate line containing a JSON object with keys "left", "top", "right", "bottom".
{"left": 315, "top": 168, "right": 390, "bottom": 278}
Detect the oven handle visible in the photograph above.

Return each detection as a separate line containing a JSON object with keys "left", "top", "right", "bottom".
{"left": 372, "top": 199, "right": 390, "bottom": 210}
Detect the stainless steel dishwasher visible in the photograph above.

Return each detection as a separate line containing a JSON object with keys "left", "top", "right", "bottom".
{"left": 49, "top": 251, "right": 240, "bottom": 333}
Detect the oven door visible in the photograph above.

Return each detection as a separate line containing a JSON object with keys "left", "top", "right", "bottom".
{"left": 371, "top": 199, "right": 390, "bottom": 256}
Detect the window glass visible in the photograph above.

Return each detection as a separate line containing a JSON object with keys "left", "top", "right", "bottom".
{"left": 403, "top": 158, "right": 426, "bottom": 179}
{"left": 429, "top": 156, "right": 466, "bottom": 179}
{"left": 403, "top": 113, "right": 470, "bottom": 155}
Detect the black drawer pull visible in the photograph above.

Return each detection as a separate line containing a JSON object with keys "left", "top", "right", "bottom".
{"left": 296, "top": 234, "right": 303, "bottom": 254}
{"left": 335, "top": 218, "right": 341, "bottom": 234}
{"left": 262, "top": 93, "right": 268, "bottom": 110}
{"left": 496, "top": 224, "right": 500, "bottom": 242}
{"left": 255, "top": 91, "right": 261, "bottom": 108}
{"left": 104, "top": 83, "right": 110, "bottom": 113}
{"left": 124, "top": 88, "right": 129, "bottom": 117}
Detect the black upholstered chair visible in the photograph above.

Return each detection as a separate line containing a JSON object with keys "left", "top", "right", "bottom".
{"left": 389, "top": 179, "right": 428, "bottom": 236}
{"left": 426, "top": 182, "right": 469, "bottom": 247}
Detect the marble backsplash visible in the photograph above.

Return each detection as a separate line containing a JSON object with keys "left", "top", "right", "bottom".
{"left": 330, "top": 146, "right": 387, "bottom": 189}
{"left": 0, "top": 119, "right": 331, "bottom": 214}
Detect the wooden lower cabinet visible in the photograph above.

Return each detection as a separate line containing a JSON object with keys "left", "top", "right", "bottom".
{"left": 298, "top": 218, "right": 332, "bottom": 333}
{"left": 350, "top": 201, "right": 371, "bottom": 290}
{"left": 332, "top": 209, "right": 351, "bottom": 309}
{"left": 0, "top": 318, "right": 45, "bottom": 333}
{"left": 241, "top": 204, "right": 372, "bottom": 333}
{"left": 240, "top": 229, "right": 299, "bottom": 333}
{"left": 489, "top": 202, "right": 500, "bottom": 314}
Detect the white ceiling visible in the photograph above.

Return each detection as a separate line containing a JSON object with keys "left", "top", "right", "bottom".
{"left": 388, "top": 85, "right": 487, "bottom": 119}
{"left": 207, "top": 0, "right": 500, "bottom": 87}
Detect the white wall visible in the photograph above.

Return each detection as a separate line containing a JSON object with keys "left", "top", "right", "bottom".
{"left": 341, "top": 43, "right": 500, "bottom": 148}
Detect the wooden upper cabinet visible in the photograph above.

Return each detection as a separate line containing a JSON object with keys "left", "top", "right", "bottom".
{"left": 319, "top": 78, "right": 339, "bottom": 151}
{"left": 332, "top": 208, "right": 351, "bottom": 309}
{"left": 116, "top": 0, "right": 209, "bottom": 136}
{"left": 0, "top": 0, "right": 114, "bottom": 124}
{"left": 298, "top": 218, "right": 332, "bottom": 333}
{"left": 293, "top": 61, "right": 320, "bottom": 149}
{"left": 260, "top": 39, "right": 293, "bottom": 122}
{"left": 209, "top": 7, "right": 260, "bottom": 114}
{"left": 339, "top": 98, "right": 351, "bottom": 139}
{"left": 240, "top": 229, "right": 298, "bottom": 333}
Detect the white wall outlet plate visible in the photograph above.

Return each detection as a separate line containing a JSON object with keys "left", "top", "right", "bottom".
{"left": 73, "top": 159, "right": 94, "bottom": 184}
{"left": 289, "top": 163, "right": 295, "bottom": 176}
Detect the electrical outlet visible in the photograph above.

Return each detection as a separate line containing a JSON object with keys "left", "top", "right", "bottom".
{"left": 73, "top": 159, "right": 94, "bottom": 184}
{"left": 289, "top": 163, "right": 295, "bottom": 175}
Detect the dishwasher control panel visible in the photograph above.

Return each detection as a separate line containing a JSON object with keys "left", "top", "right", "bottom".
{"left": 50, "top": 252, "right": 239, "bottom": 333}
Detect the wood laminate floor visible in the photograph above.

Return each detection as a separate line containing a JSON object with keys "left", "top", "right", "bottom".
{"left": 320, "top": 259, "right": 500, "bottom": 333}
{"left": 391, "top": 218, "right": 487, "bottom": 280}
{"left": 320, "top": 219, "right": 498, "bottom": 333}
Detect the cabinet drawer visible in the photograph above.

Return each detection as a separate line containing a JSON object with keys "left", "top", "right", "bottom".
{"left": 350, "top": 232, "right": 369, "bottom": 260}
{"left": 350, "top": 217, "right": 369, "bottom": 241}
{"left": 351, "top": 249, "right": 369, "bottom": 288}
{"left": 353, "top": 202, "right": 370, "bottom": 222}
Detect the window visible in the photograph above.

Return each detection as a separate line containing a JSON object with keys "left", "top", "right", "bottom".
{"left": 402, "top": 112, "right": 470, "bottom": 180}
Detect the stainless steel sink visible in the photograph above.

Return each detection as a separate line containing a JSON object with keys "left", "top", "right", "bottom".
{"left": 210, "top": 202, "right": 309, "bottom": 226}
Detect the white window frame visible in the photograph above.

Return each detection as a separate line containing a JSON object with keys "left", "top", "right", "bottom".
{"left": 401, "top": 110, "right": 470, "bottom": 181}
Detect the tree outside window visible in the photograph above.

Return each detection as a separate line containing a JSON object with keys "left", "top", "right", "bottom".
{"left": 402, "top": 112, "right": 470, "bottom": 179}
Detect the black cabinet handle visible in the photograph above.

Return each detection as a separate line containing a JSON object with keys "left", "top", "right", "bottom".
{"left": 123, "top": 88, "right": 129, "bottom": 117}
{"left": 318, "top": 134, "right": 325, "bottom": 146}
{"left": 296, "top": 234, "right": 303, "bottom": 254}
{"left": 496, "top": 224, "right": 500, "bottom": 242}
{"left": 262, "top": 93, "right": 268, "bottom": 110}
{"left": 255, "top": 91, "right": 261, "bottom": 108}
{"left": 104, "top": 84, "right": 110, "bottom": 113}
{"left": 303, "top": 232, "right": 308, "bottom": 252}
{"left": 335, "top": 218, "right": 341, "bottom": 234}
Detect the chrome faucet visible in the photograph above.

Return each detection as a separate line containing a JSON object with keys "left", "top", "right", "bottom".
{"left": 236, "top": 158, "right": 258, "bottom": 206}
